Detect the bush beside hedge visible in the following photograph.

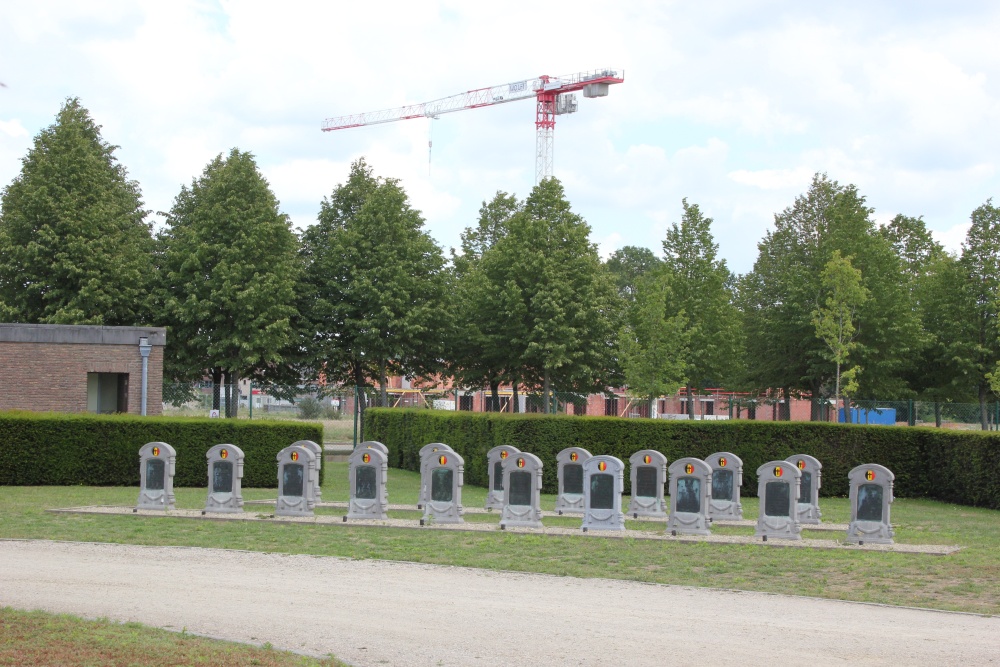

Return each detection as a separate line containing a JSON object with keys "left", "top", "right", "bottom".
{"left": 0, "top": 411, "right": 324, "bottom": 488}
{"left": 365, "top": 408, "right": 1000, "bottom": 509}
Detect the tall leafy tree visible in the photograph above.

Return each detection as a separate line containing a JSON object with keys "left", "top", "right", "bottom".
{"left": 0, "top": 98, "right": 153, "bottom": 325}
{"left": 605, "top": 245, "right": 662, "bottom": 303}
{"left": 662, "top": 199, "right": 743, "bottom": 417}
{"left": 158, "top": 148, "right": 299, "bottom": 416}
{"left": 811, "top": 251, "right": 868, "bottom": 412}
{"left": 490, "top": 178, "right": 616, "bottom": 410}
{"left": 299, "top": 158, "right": 451, "bottom": 423}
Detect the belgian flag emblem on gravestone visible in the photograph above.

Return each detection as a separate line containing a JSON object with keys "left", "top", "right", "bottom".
{"left": 517, "top": 457, "right": 525, "bottom": 468}
{"left": 718, "top": 456, "right": 727, "bottom": 467}
{"left": 643, "top": 454, "right": 652, "bottom": 464}
{"left": 797, "top": 459, "right": 806, "bottom": 470}
{"left": 597, "top": 461, "right": 607, "bottom": 472}
{"left": 570, "top": 451, "right": 579, "bottom": 462}
{"left": 362, "top": 453, "right": 370, "bottom": 464}
{"left": 439, "top": 454, "right": 448, "bottom": 465}
{"left": 866, "top": 469, "right": 876, "bottom": 481}
{"left": 220, "top": 448, "right": 228, "bottom": 459}
{"left": 684, "top": 463, "right": 694, "bottom": 474}
{"left": 774, "top": 465, "right": 783, "bottom": 477}
{"left": 500, "top": 450, "right": 509, "bottom": 459}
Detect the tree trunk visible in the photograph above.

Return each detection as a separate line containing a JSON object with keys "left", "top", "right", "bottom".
{"left": 512, "top": 384, "right": 519, "bottom": 413}
{"left": 379, "top": 363, "right": 388, "bottom": 408}
{"left": 354, "top": 366, "right": 368, "bottom": 440}
{"left": 934, "top": 401, "right": 942, "bottom": 428}
{"left": 649, "top": 397, "right": 656, "bottom": 419}
{"left": 783, "top": 386, "right": 792, "bottom": 421}
{"left": 844, "top": 395, "right": 853, "bottom": 423}
{"left": 979, "top": 385, "right": 989, "bottom": 430}
{"left": 490, "top": 380, "right": 501, "bottom": 413}
{"left": 226, "top": 369, "right": 239, "bottom": 418}
{"left": 212, "top": 367, "right": 223, "bottom": 411}
{"left": 686, "top": 384, "right": 695, "bottom": 420}
{"left": 543, "top": 370, "right": 551, "bottom": 415}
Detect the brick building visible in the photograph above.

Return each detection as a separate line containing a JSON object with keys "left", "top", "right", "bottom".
{"left": 0, "top": 323, "right": 166, "bottom": 415}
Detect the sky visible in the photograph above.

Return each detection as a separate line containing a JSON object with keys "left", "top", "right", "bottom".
{"left": 2, "top": 1, "right": 999, "bottom": 274}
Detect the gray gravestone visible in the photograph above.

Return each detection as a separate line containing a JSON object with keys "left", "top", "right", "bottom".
{"left": 628, "top": 450, "right": 668, "bottom": 518}
{"left": 500, "top": 453, "right": 544, "bottom": 529}
{"left": 418, "top": 443, "right": 454, "bottom": 509}
{"left": 275, "top": 444, "right": 318, "bottom": 517}
{"left": 421, "top": 450, "right": 464, "bottom": 524}
{"left": 486, "top": 445, "right": 521, "bottom": 511}
{"left": 204, "top": 444, "right": 244, "bottom": 513}
{"left": 706, "top": 451, "right": 743, "bottom": 521}
{"left": 137, "top": 442, "right": 176, "bottom": 511}
{"left": 359, "top": 440, "right": 389, "bottom": 455}
{"left": 786, "top": 453, "right": 822, "bottom": 524}
{"left": 846, "top": 464, "right": 895, "bottom": 544}
{"left": 291, "top": 440, "right": 323, "bottom": 502}
{"left": 346, "top": 447, "right": 389, "bottom": 520}
{"left": 755, "top": 461, "right": 802, "bottom": 541}
{"left": 581, "top": 455, "right": 626, "bottom": 532}
{"left": 666, "top": 458, "right": 713, "bottom": 536}
{"left": 555, "top": 447, "right": 593, "bottom": 514}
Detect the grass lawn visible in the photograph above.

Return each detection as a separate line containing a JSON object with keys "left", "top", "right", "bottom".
{"left": 0, "top": 607, "right": 346, "bottom": 666}
{"left": 1, "top": 464, "right": 998, "bottom": 615}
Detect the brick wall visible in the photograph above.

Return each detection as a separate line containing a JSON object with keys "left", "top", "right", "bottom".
{"left": 0, "top": 325, "right": 165, "bottom": 416}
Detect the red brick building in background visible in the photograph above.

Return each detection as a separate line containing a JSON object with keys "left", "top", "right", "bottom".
{"left": 0, "top": 323, "right": 166, "bottom": 415}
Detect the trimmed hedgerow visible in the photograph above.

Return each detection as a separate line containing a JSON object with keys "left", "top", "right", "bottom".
{"left": 0, "top": 411, "right": 323, "bottom": 488}
{"left": 365, "top": 408, "right": 1000, "bottom": 509}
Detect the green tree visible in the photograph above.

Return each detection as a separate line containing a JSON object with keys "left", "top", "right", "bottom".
{"left": 605, "top": 245, "right": 662, "bottom": 303}
{"left": 662, "top": 199, "right": 743, "bottom": 418}
{"left": 811, "top": 251, "right": 868, "bottom": 411}
{"left": 491, "top": 178, "right": 616, "bottom": 410}
{"left": 0, "top": 98, "right": 153, "bottom": 325}
{"left": 298, "top": 158, "right": 451, "bottom": 425}
{"left": 158, "top": 148, "right": 299, "bottom": 416}
{"left": 618, "top": 271, "right": 689, "bottom": 415}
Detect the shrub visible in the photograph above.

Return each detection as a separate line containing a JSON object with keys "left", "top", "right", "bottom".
{"left": 0, "top": 411, "right": 323, "bottom": 488}
{"left": 365, "top": 408, "right": 1000, "bottom": 509}
{"left": 296, "top": 396, "right": 322, "bottom": 420}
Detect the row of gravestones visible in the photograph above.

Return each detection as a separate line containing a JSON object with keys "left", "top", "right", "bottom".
{"left": 136, "top": 440, "right": 324, "bottom": 517}
{"left": 135, "top": 440, "right": 895, "bottom": 545}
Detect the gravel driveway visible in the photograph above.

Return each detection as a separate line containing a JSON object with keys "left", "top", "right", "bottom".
{"left": 1, "top": 540, "right": 997, "bottom": 666}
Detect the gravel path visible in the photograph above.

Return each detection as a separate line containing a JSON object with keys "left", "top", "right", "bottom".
{"left": 1, "top": 540, "right": 996, "bottom": 666}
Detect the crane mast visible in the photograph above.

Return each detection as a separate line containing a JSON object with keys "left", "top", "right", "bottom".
{"left": 322, "top": 68, "right": 624, "bottom": 183}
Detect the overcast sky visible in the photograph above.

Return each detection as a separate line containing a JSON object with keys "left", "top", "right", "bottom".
{"left": 2, "top": 1, "right": 999, "bottom": 274}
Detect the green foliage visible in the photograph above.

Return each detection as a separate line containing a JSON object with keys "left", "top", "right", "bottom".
{"left": 0, "top": 98, "right": 154, "bottom": 325}
{"left": 298, "top": 158, "right": 451, "bottom": 398}
{"left": 604, "top": 245, "right": 662, "bottom": 302}
{"left": 366, "top": 408, "right": 1000, "bottom": 509}
{"left": 811, "top": 250, "right": 869, "bottom": 403}
{"left": 0, "top": 411, "right": 322, "bottom": 488}
{"left": 297, "top": 396, "right": 322, "bottom": 420}
{"left": 157, "top": 148, "right": 299, "bottom": 385}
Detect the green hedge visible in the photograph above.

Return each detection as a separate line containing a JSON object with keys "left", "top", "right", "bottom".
{"left": 0, "top": 411, "right": 324, "bottom": 488}
{"left": 365, "top": 409, "right": 1000, "bottom": 509}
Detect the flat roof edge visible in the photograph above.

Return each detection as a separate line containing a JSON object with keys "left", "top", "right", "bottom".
{"left": 0, "top": 323, "right": 167, "bottom": 346}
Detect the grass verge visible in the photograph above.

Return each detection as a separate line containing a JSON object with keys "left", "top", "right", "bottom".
{"left": 1, "top": 464, "right": 998, "bottom": 615}
{"left": 0, "top": 607, "right": 346, "bottom": 666}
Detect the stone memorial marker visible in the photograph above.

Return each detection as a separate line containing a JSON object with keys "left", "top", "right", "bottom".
{"left": 204, "top": 444, "right": 244, "bottom": 513}
{"left": 755, "top": 461, "right": 802, "bottom": 541}
{"left": 275, "top": 444, "right": 318, "bottom": 517}
{"left": 666, "top": 457, "right": 713, "bottom": 536}
{"left": 421, "top": 450, "right": 465, "bottom": 524}
{"left": 555, "top": 447, "right": 593, "bottom": 514}
{"left": 500, "top": 453, "right": 544, "bottom": 529}
{"left": 581, "top": 455, "right": 626, "bottom": 532}
{"left": 346, "top": 446, "right": 389, "bottom": 520}
{"left": 628, "top": 450, "right": 668, "bottom": 518}
{"left": 137, "top": 442, "right": 176, "bottom": 511}
{"left": 706, "top": 451, "right": 743, "bottom": 521}
{"left": 359, "top": 440, "right": 389, "bottom": 455}
{"left": 291, "top": 440, "right": 323, "bottom": 502}
{"left": 846, "top": 464, "right": 895, "bottom": 545}
{"left": 418, "top": 443, "right": 454, "bottom": 509}
{"left": 786, "top": 453, "right": 822, "bottom": 524}
{"left": 486, "top": 445, "right": 521, "bottom": 510}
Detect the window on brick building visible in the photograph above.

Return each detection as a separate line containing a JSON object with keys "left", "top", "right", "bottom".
{"left": 458, "top": 395, "right": 474, "bottom": 411}
{"left": 87, "top": 372, "right": 128, "bottom": 414}
{"left": 604, "top": 396, "right": 619, "bottom": 416}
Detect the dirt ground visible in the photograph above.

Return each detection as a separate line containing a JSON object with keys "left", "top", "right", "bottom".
{"left": 1, "top": 540, "right": 997, "bottom": 666}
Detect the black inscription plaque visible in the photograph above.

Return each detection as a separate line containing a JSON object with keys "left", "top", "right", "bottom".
{"left": 145, "top": 459, "right": 165, "bottom": 491}
{"left": 635, "top": 466, "right": 658, "bottom": 498}
{"left": 712, "top": 469, "right": 733, "bottom": 501}
{"left": 356, "top": 465, "right": 376, "bottom": 500}
{"left": 764, "top": 481, "right": 790, "bottom": 517}
{"left": 799, "top": 471, "right": 812, "bottom": 503}
{"left": 857, "top": 484, "right": 883, "bottom": 522}
{"left": 563, "top": 463, "right": 583, "bottom": 495}
{"left": 282, "top": 464, "right": 304, "bottom": 497}
{"left": 493, "top": 461, "right": 504, "bottom": 491}
{"left": 590, "top": 473, "right": 614, "bottom": 510}
{"left": 508, "top": 471, "right": 531, "bottom": 506}
{"left": 676, "top": 477, "right": 701, "bottom": 513}
{"left": 212, "top": 461, "right": 233, "bottom": 493}
{"left": 431, "top": 467, "right": 453, "bottom": 502}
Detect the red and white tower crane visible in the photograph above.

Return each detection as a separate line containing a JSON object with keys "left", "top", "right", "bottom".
{"left": 322, "top": 68, "right": 624, "bottom": 184}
